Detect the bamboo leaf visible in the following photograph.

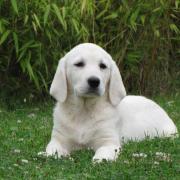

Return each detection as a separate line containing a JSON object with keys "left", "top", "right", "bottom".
{"left": 12, "top": 32, "right": 19, "bottom": 55}
{"left": 175, "top": 0, "right": 179, "bottom": 9}
{"left": 153, "top": 7, "right": 161, "bottom": 13}
{"left": 72, "top": 18, "right": 79, "bottom": 34}
{"left": 44, "top": 4, "right": 50, "bottom": 26}
{"left": 33, "top": 13, "right": 41, "bottom": 29}
{"left": 24, "top": 15, "right": 29, "bottom": 25}
{"left": 45, "top": 29, "right": 52, "bottom": 42}
{"left": 170, "top": 24, "right": 180, "bottom": 34}
{"left": 130, "top": 8, "right": 140, "bottom": 29}
{"left": 154, "top": 29, "right": 160, "bottom": 37}
{"left": 0, "top": 20, "right": 3, "bottom": 33}
{"left": 104, "top": 12, "right": 118, "bottom": 20}
{"left": 10, "top": 0, "right": 18, "bottom": 14}
{"left": 0, "top": 30, "right": 11, "bottom": 45}
{"left": 32, "top": 21, "right": 37, "bottom": 33}
{"left": 38, "top": 71, "right": 48, "bottom": 91}
{"left": 140, "top": 15, "right": 145, "bottom": 25}
{"left": 62, "top": 7, "right": 66, "bottom": 18}
{"left": 26, "top": 54, "right": 34, "bottom": 80}
{"left": 18, "top": 41, "right": 34, "bottom": 61}
{"left": 52, "top": 3, "right": 66, "bottom": 31}
{"left": 19, "top": 40, "right": 34, "bottom": 51}
{"left": 81, "top": 0, "right": 87, "bottom": 15}
{"left": 96, "top": 9, "right": 107, "bottom": 19}
{"left": 20, "top": 59, "right": 26, "bottom": 73}
{"left": 17, "top": 49, "right": 27, "bottom": 62}
{"left": 24, "top": 51, "right": 40, "bottom": 89}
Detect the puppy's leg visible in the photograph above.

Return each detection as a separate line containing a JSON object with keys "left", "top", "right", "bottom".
{"left": 46, "top": 139, "right": 69, "bottom": 158}
{"left": 93, "top": 145, "right": 121, "bottom": 162}
{"left": 46, "top": 130, "right": 70, "bottom": 158}
{"left": 92, "top": 135, "right": 121, "bottom": 162}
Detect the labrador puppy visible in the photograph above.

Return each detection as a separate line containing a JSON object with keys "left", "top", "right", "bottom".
{"left": 46, "top": 43, "right": 178, "bottom": 162}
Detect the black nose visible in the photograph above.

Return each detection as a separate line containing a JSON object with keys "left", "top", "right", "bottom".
{"left": 88, "top": 77, "right": 100, "bottom": 88}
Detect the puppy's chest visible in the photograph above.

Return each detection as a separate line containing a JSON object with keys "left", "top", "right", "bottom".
{"left": 60, "top": 105, "right": 116, "bottom": 145}
{"left": 64, "top": 113, "right": 98, "bottom": 145}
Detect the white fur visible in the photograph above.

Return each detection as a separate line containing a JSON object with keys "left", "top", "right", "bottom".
{"left": 46, "top": 43, "right": 178, "bottom": 162}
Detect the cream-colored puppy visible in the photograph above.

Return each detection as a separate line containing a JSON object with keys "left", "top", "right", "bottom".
{"left": 46, "top": 43, "right": 178, "bottom": 162}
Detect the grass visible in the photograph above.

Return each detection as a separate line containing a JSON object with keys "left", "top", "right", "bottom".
{"left": 0, "top": 95, "right": 180, "bottom": 179}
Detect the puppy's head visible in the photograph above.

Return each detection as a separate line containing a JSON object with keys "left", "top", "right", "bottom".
{"left": 50, "top": 43, "right": 126, "bottom": 106}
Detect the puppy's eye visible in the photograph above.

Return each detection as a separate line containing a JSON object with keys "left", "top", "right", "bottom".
{"left": 74, "top": 61, "right": 85, "bottom": 67}
{"left": 99, "top": 63, "right": 107, "bottom": 69}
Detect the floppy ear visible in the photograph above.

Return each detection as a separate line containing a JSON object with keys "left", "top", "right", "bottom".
{"left": 50, "top": 57, "right": 67, "bottom": 103}
{"left": 109, "top": 61, "right": 126, "bottom": 106}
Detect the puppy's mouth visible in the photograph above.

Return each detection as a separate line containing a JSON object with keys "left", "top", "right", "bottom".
{"left": 75, "top": 88, "right": 102, "bottom": 98}
{"left": 84, "top": 89, "right": 101, "bottom": 97}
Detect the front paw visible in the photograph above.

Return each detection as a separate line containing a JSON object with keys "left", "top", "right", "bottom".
{"left": 93, "top": 146, "right": 120, "bottom": 163}
{"left": 46, "top": 139, "right": 69, "bottom": 158}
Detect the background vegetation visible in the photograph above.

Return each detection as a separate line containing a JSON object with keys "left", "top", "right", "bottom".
{"left": 0, "top": 0, "right": 179, "bottom": 98}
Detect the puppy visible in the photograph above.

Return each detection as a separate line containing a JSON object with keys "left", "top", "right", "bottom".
{"left": 46, "top": 43, "right": 178, "bottom": 162}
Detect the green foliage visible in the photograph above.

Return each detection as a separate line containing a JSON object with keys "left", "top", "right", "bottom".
{"left": 0, "top": 0, "right": 179, "bottom": 95}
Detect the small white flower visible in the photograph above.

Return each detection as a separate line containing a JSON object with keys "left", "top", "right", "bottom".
{"left": 27, "top": 113, "right": 36, "bottom": 118}
{"left": 68, "top": 157, "right": 74, "bottom": 161}
{"left": 132, "top": 153, "right": 147, "bottom": 158}
{"left": 123, "top": 160, "right": 129, "bottom": 164}
{"left": 38, "top": 151, "right": 47, "bottom": 156}
{"left": 21, "top": 159, "right": 28, "bottom": 163}
{"left": 167, "top": 101, "right": 174, "bottom": 106}
{"left": 23, "top": 98, "right": 27, "bottom": 103}
{"left": 13, "top": 164, "right": 19, "bottom": 167}
{"left": 155, "top": 152, "right": 171, "bottom": 161}
{"left": 17, "top": 120, "right": 22, "bottom": 123}
{"left": 155, "top": 152, "right": 165, "bottom": 156}
{"left": 14, "top": 149, "right": 21, "bottom": 153}
{"left": 154, "top": 161, "right": 159, "bottom": 165}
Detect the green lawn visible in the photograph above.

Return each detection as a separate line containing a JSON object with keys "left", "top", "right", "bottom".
{"left": 0, "top": 95, "right": 180, "bottom": 179}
